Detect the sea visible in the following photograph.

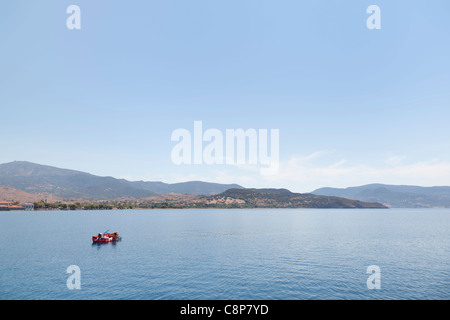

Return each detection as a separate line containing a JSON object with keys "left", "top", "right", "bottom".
{"left": 0, "top": 208, "right": 449, "bottom": 300}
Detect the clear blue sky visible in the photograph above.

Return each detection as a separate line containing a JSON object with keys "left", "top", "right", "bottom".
{"left": 1, "top": 1, "right": 450, "bottom": 192}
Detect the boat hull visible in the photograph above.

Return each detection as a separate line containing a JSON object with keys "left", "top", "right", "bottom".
{"left": 92, "top": 233, "right": 121, "bottom": 243}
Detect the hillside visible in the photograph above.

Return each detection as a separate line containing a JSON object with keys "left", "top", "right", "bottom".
{"left": 312, "top": 184, "right": 450, "bottom": 208}
{"left": 0, "top": 161, "right": 157, "bottom": 200}
{"left": 0, "top": 186, "right": 60, "bottom": 203}
{"left": 197, "top": 188, "right": 387, "bottom": 208}
{"left": 32, "top": 188, "right": 386, "bottom": 210}
{"left": 0, "top": 161, "right": 243, "bottom": 201}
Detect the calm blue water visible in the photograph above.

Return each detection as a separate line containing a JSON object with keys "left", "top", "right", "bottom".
{"left": 0, "top": 208, "right": 449, "bottom": 300}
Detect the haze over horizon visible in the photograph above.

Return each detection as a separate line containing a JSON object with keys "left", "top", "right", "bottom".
{"left": 1, "top": 1, "right": 450, "bottom": 193}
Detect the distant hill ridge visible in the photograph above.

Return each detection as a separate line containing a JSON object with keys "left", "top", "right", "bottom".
{"left": 312, "top": 184, "right": 450, "bottom": 208}
{"left": 0, "top": 161, "right": 243, "bottom": 200}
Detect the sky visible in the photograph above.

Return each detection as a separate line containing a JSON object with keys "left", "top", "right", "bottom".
{"left": 1, "top": 0, "right": 450, "bottom": 192}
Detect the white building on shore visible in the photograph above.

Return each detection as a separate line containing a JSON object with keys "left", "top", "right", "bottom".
{"left": 0, "top": 201, "right": 34, "bottom": 211}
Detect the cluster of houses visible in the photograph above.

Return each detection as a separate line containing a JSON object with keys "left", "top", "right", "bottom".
{"left": 0, "top": 201, "right": 34, "bottom": 211}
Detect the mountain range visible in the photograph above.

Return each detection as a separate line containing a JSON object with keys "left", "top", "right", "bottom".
{"left": 312, "top": 184, "right": 450, "bottom": 208}
{"left": 1, "top": 161, "right": 448, "bottom": 208}
{"left": 0, "top": 161, "right": 242, "bottom": 201}
{"left": 0, "top": 161, "right": 386, "bottom": 208}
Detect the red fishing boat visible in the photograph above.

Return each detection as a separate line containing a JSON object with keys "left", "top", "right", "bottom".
{"left": 92, "top": 231, "right": 121, "bottom": 243}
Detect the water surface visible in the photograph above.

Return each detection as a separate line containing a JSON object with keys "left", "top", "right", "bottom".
{"left": 0, "top": 208, "right": 448, "bottom": 300}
